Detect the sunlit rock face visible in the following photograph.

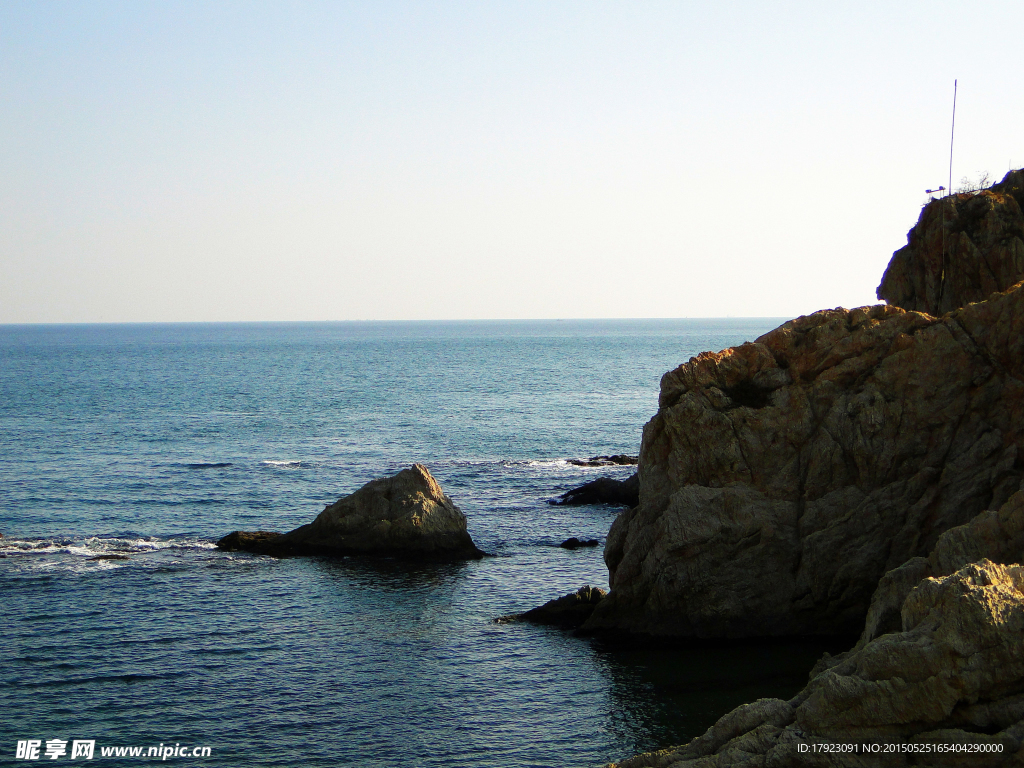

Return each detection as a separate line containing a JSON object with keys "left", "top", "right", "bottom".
{"left": 584, "top": 177, "right": 1024, "bottom": 640}
{"left": 601, "top": 170, "right": 1024, "bottom": 766}
{"left": 218, "top": 463, "right": 484, "bottom": 561}
{"left": 584, "top": 290, "right": 1024, "bottom": 638}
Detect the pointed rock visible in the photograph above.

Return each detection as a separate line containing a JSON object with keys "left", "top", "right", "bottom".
{"left": 217, "top": 464, "right": 484, "bottom": 561}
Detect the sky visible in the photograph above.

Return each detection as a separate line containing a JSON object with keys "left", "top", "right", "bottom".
{"left": 2, "top": 1, "right": 1022, "bottom": 324}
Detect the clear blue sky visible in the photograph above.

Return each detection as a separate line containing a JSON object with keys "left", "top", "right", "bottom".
{"left": 2, "top": 1, "right": 1021, "bottom": 323}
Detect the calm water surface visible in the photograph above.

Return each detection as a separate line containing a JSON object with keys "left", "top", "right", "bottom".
{"left": 1, "top": 319, "right": 832, "bottom": 767}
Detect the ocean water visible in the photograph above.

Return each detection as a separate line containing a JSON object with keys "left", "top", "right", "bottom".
{"left": 1, "top": 319, "right": 834, "bottom": 767}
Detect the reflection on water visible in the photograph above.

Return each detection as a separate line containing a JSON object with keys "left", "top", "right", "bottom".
{"left": 312, "top": 554, "right": 471, "bottom": 594}
{"left": 596, "top": 639, "right": 854, "bottom": 753}
{"left": 1, "top": 538, "right": 849, "bottom": 766}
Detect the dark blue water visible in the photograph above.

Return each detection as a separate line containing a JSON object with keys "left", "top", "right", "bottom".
{"left": 1, "top": 319, "right": 830, "bottom": 767}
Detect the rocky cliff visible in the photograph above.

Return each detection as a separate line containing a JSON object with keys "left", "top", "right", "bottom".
{"left": 584, "top": 170, "right": 1024, "bottom": 640}
{"left": 877, "top": 169, "right": 1024, "bottom": 315}
{"left": 600, "top": 170, "right": 1024, "bottom": 765}
{"left": 584, "top": 287, "right": 1024, "bottom": 638}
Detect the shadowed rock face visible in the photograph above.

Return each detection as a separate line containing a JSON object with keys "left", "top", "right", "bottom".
{"left": 611, "top": 495, "right": 1024, "bottom": 768}
{"left": 877, "top": 169, "right": 1024, "bottom": 316}
{"left": 217, "top": 464, "right": 484, "bottom": 561}
{"left": 584, "top": 288, "right": 1024, "bottom": 639}
{"left": 860, "top": 485, "right": 1024, "bottom": 644}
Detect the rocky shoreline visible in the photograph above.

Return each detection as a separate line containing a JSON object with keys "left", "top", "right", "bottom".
{"left": 207, "top": 170, "right": 1024, "bottom": 765}
{"left": 601, "top": 171, "right": 1024, "bottom": 765}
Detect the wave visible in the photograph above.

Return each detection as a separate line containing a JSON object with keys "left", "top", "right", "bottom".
{"left": 19, "top": 672, "right": 189, "bottom": 689}
{"left": 433, "top": 458, "right": 575, "bottom": 470}
{"left": 522, "top": 459, "right": 571, "bottom": 468}
{"left": 183, "top": 462, "right": 233, "bottom": 469}
{"left": 0, "top": 534, "right": 217, "bottom": 560}
{"left": 509, "top": 458, "right": 635, "bottom": 472}
{"left": 262, "top": 460, "right": 309, "bottom": 467}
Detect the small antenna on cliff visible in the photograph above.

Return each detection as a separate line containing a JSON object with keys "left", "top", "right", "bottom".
{"left": 948, "top": 79, "right": 957, "bottom": 196}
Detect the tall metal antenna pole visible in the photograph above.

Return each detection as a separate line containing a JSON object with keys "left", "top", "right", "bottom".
{"left": 948, "top": 79, "right": 957, "bottom": 196}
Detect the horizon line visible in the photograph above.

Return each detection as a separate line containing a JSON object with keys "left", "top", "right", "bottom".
{"left": 0, "top": 315, "right": 800, "bottom": 328}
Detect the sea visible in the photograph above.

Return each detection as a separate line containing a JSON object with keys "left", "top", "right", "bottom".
{"left": 1, "top": 319, "right": 837, "bottom": 767}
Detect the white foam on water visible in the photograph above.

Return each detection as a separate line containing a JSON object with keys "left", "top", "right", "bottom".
{"left": 0, "top": 535, "right": 218, "bottom": 557}
{"left": 0, "top": 534, "right": 224, "bottom": 577}
{"left": 522, "top": 459, "right": 571, "bottom": 468}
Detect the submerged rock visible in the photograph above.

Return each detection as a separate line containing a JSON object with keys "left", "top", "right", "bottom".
{"left": 216, "top": 530, "right": 282, "bottom": 552}
{"left": 551, "top": 473, "right": 639, "bottom": 507}
{"left": 87, "top": 554, "right": 130, "bottom": 561}
{"left": 559, "top": 537, "right": 600, "bottom": 549}
{"left": 567, "top": 455, "right": 638, "bottom": 467}
{"left": 217, "top": 464, "right": 484, "bottom": 561}
{"left": 495, "top": 585, "right": 606, "bottom": 629}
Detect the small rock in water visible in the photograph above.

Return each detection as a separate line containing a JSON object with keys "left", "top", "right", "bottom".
{"left": 559, "top": 537, "right": 600, "bottom": 549}
{"left": 566, "top": 454, "right": 638, "bottom": 467}
{"left": 216, "top": 531, "right": 283, "bottom": 552}
{"left": 87, "top": 554, "right": 130, "bottom": 561}
{"left": 551, "top": 473, "right": 639, "bottom": 507}
{"left": 494, "top": 585, "right": 606, "bottom": 629}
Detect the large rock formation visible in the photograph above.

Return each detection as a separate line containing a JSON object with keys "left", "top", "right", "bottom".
{"left": 610, "top": 493, "right": 1024, "bottom": 767}
{"left": 217, "top": 464, "right": 484, "bottom": 560}
{"left": 601, "top": 170, "right": 1024, "bottom": 766}
{"left": 585, "top": 172, "right": 1024, "bottom": 640}
{"left": 584, "top": 289, "right": 1024, "bottom": 638}
{"left": 877, "top": 169, "right": 1024, "bottom": 316}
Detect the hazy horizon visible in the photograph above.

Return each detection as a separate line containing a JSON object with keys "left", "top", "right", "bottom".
{"left": 0, "top": 315, "right": 792, "bottom": 327}
{"left": 3, "top": 1, "right": 1022, "bottom": 324}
